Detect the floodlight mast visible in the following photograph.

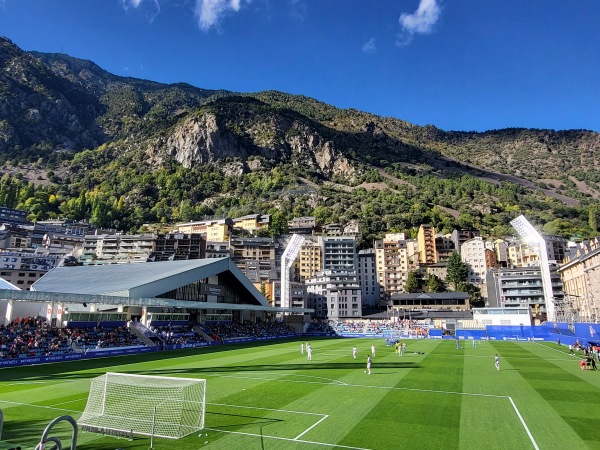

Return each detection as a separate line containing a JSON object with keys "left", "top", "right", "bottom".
{"left": 280, "top": 234, "right": 305, "bottom": 310}
{"left": 510, "top": 215, "right": 556, "bottom": 322}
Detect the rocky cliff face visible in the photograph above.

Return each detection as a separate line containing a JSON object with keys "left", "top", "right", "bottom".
{"left": 148, "top": 107, "right": 357, "bottom": 180}
{"left": 149, "top": 113, "right": 245, "bottom": 168}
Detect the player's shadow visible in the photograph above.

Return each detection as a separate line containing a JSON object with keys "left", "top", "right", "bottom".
{"left": 123, "top": 361, "right": 420, "bottom": 376}
{"left": 206, "top": 412, "right": 284, "bottom": 429}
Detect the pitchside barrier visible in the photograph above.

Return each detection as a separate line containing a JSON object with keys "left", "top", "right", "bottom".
{"left": 332, "top": 322, "right": 600, "bottom": 345}
{"left": 2, "top": 324, "right": 598, "bottom": 369}
{"left": 453, "top": 322, "right": 600, "bottom": 345}
{"left": 0, "top": 334, "right": 297, "bottom": 368}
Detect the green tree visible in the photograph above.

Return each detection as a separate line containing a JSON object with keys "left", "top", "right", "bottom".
{"left": 459, "top": 282, "right": 485, "bottom": 308}
{"left": 260, "top": 282, "right": 270, "bottom": 301}
{"left": 446, "top": 251, "right": 469, "bottom": 290}
{"left": 268, "top": 210, "right": 288, "bottom": 238}
{"left": 589, "top": 204, "right": 598, "bottom": 235}
{"left": 405, "top": 270, "right": 420, "bottom": 293}
{"left": 425, "top": 274, "right": 445, "bottom": 293}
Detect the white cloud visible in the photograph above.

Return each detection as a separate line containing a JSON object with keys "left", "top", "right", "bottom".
{"left": 362, "top": 38, "right": 376, "bottom": 54}
{"left": 195, "top": 0, "right": 248, "bottom": 31}
{"left": 120, "top": 0, "right": 161, "bottom": 22}
{"left": 397, "top": 0, "right": 441, "bottom": 45}
{"left": 290, "top": 0, "right": 307, "bottom": 22}
{"left": 121, "top": 0, "right": 143, "bottom": 9}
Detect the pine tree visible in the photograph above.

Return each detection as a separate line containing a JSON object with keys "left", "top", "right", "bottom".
{"left": 446, "top": 251, "right": 469, "bottom": 290}
{"left": 425, "top": 274, "right": 445, "bottom": 293}
{"left": 405, "top": 270, "right": 420, "bottom": 293}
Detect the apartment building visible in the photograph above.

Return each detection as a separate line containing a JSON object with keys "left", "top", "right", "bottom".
{"left": 507, "top": 235, "right": 568, "bottom": 268}
{"left": 272, "top": 280, "right": 307, "bottom": 310}
{"left": 451, "top": 229, "right": 480, "bottom": 254}
{"left": 232, "top": 214, "right": 270, "bottom": 234}
{"left": 176, "top": 218, "right": 233, "bottom": 242}
{"left": 82, "top": 233, "right": 155, "bottom": 263}
{"left": 357, "top": 248, "right": 379, "bottom": 307}
{"left": 375, "top": 233, "right": 419, "bottom": 301}
{"left": 0, "top": 251, "right": 61, "bottom": 289}
{"left": 322, "top": 236, "right": 357, "bottom": 270}
{"left": 230, "top": 237, "right": 279, "bottom": 283}
{"left": 486, "top": 267, "right": 564, "bottom": 319}
{"left": 0, "top": 224, "right": 32, "bottom": 250}
{"left": 287, "top": 216, "right": 317, "bottom": 235}
{"left": 417, "top": 224, "right": 437, "bottom": 265}
{"left": 435, "top": 234, "right": 455, "bottom": 262}
{"left": 153, "top": 233, "right": 206, "bottom": 261}
{"left": 494, "top": 239, "right": 509, "bottom": 267}
{"left": 298, "top": 237, "right": 323, "bottom": 282}
{"left": 36, "top": 219, "right": 94, "bottom": 237}
{"left": 306, "top": 269, "right": 362, "bottom": 319}
{"left": 0, "top": 207, "right": 28, "bottom": 225}
{"left": 485, "top": 248, "right": 499, "bottom": 270}
{"left": 461, "top": 236, "right": 488, "bottom": 286}
{"left": 205, "top": 241, "right": 230, "bottom": 259}
{"left": 558, "top": 237, "right": 600, "bottom": 323}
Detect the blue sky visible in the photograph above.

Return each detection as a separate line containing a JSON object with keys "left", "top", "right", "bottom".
{"left": 1, "top": 0, "right": 599, "bottom": 132}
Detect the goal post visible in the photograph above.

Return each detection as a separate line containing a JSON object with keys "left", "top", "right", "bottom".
{"left": 78, "top": 372, "right": 206, "bottom": 439}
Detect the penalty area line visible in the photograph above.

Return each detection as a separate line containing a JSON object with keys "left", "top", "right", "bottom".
{"left": 0, "top": 399, "right": 81, "bottom": 414}
{"left": 203, "top": 427, "right": 371, "bottom": 450}
{"left": 207, "top": 402, "right": 330, "bottom": 441}
{"left": 208, "top": 402, "right": 326, "bottom": 417}
{"left": 294, "top": 414, "right": 329, "bottom": 440}
{"left": 508, "top": 397, "right": 540, "bottom": 450}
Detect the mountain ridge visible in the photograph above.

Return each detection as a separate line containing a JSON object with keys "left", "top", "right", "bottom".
{"left": 0, "top": 36, "right": 598, "bottom": 242}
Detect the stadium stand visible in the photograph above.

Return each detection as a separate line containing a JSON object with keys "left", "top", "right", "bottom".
{"left": 204, "top": 320, "right": 296, "bottom": 341}
{"left": 0, "top": 317, "right": 72, "bottom": 359}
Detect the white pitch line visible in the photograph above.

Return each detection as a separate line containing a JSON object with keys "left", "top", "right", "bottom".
{"left": 219, "top": 374, "right": 343, "bottom": 387}
{"left": 294, "top": 414, "right": 329, "bottom": 440}
{"left": 508, "top": 397, "right": 540, "bottom": 450}
{"left": 218, "top": 373, "right": 508, "bottom": 399}
{"left": 204, "top": 427, "right": 372, "bottom": 450}
{"left": 48, "top": 397, "right": 88, "bottom": 407}
{"left": 208, "top": 402, "right": 330, "bottom": 442}
{"left": 535, "top": 342, "right": 578, "bottom": 357}
{"left": 350, "top": 382, "right": 508, "bottom": 399}
{"left": 208, "top": 402, "right": 325, "bottom": 416}
{"left": 0, "top": 399, "right": 80, "bottom": 414}
{"left": 258, "top": 371, "right": 348, "bottom": 385}
{"left": 438, "top": 353, "right": 575, "bottom": 362}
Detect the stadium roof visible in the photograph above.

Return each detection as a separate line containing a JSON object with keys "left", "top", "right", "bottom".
{"left": 0, "top": 277, "right": 19, "bottom": 290}
{"left": 0, "top": 258, "right": 313, "bottom": 314}
{"left": 31, "top": 258, "right": 249, "bottom": 298}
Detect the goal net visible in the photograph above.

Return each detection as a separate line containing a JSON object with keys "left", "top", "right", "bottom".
{"left": 78, "top": 372, "right": 206, "bottom": 439}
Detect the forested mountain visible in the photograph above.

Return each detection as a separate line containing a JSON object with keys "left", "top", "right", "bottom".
{"left": 1, "top": 36, "right": 599, "bottom": 246}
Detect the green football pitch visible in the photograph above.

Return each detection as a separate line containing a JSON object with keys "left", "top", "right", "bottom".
{"left": 1, "top": 338, "right": 599, "bottom": 449}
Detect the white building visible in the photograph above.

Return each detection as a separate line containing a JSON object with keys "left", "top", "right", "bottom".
{"left": 375, "top": 233, "right": 419, "bottom": 302}
{"left": 472, "top": 308, "right": 532, "bottom": 326}
{"left": 306, "top": 269, "right": 362, "bottom": 319}
{"left": 461, "top": 236, "right": 487, "bottom": 286}
{"left": 322, "top": 236, "right": 357, "bottom": 270}
{"left": 357, "top": 249, "right": 379, "bottom": 307}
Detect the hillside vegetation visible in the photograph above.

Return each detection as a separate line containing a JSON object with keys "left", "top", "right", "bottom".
{"left": 0, "top": 36, "right": 599, "bottom": 245}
